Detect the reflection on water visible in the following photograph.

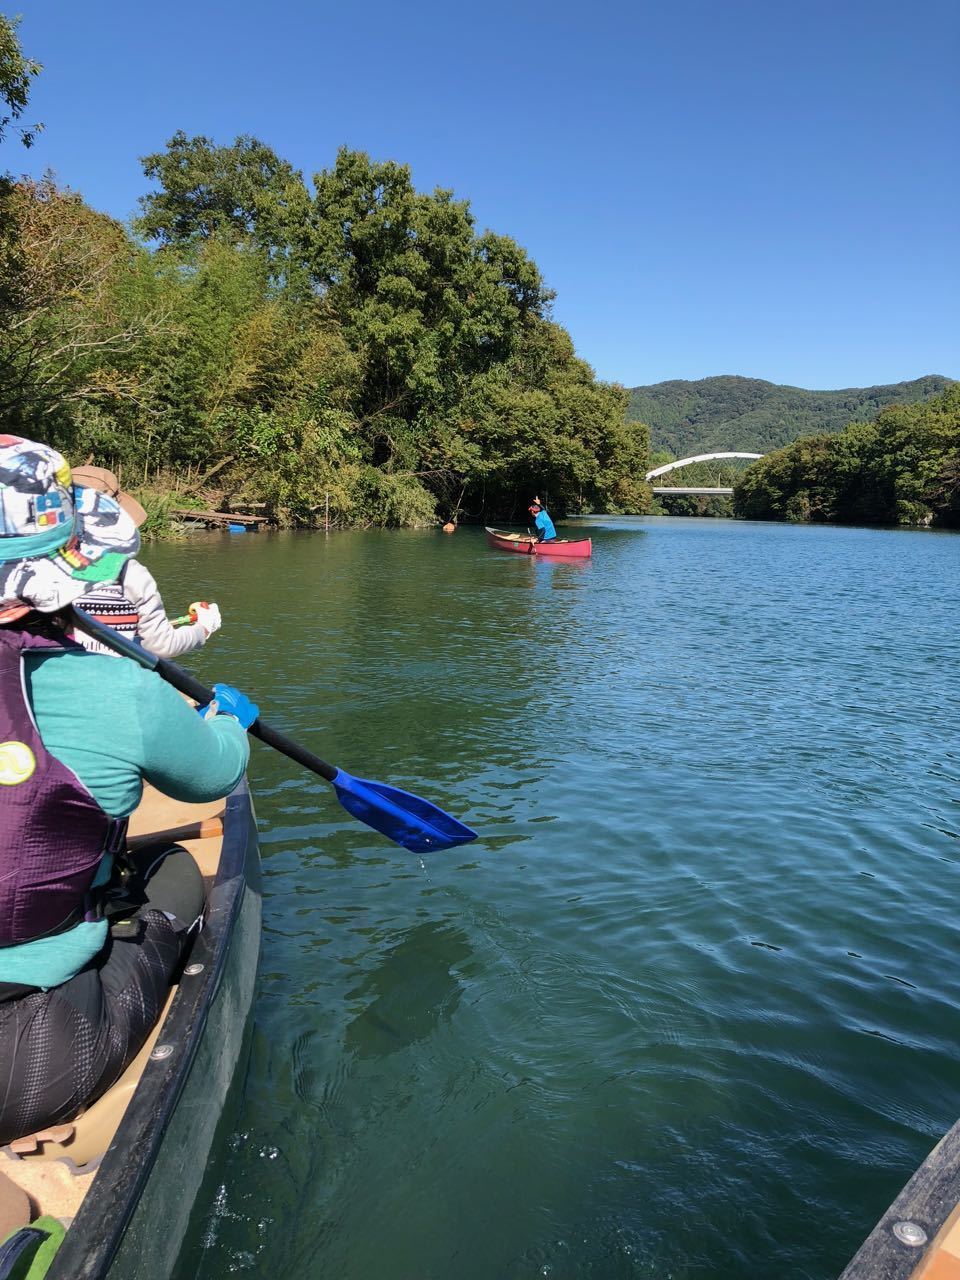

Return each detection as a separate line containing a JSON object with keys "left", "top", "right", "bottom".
{"left": 153, "top": 518, "right": 960, "bottom": 1280}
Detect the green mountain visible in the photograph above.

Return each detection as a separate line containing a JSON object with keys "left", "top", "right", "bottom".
{"left": 626, "top": 374, "right": 954, "bottom": 458}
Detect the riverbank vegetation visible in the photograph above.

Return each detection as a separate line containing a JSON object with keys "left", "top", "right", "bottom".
{"left": 732, "top": 387, "right": 960, "bottom": 528}
{"left": 0, "top": 24, "right": 650, "bottom": 529}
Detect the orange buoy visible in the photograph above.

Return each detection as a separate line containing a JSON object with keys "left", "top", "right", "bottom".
{"left": 442, "top": 522, "right": 456, "bottom": 533}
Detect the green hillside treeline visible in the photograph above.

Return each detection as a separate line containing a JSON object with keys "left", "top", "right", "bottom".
{"left": 0, "top": 39, "right": 650, "bottom": 528}
{"left": 732, "top": 387, "right": 960, "bottom": 529}
{"left": 627, "top": 375, "right": 953, "bottom": 458}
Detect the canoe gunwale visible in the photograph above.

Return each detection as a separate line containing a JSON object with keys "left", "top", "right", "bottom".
{"left": 839, "top": 1116, "right": 960, "bottom": 1280}
{"left": 45, "top": 779, "right": 258, "bottom": 1280}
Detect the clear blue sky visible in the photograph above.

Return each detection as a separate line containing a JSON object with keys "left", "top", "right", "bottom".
{"left": 11, "top": 0, "right": 959, "bottom": 389}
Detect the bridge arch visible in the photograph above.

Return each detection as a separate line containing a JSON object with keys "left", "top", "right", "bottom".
{"left": 645, "top": 452, "right": 764, "bottom": 482}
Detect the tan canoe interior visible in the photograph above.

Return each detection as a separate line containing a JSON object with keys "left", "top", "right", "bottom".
{"left": 0, "top": 788, "right": 226, "bottom": 1237}
{"left": 487, "top": 529, "right": 580, "bottom": 547}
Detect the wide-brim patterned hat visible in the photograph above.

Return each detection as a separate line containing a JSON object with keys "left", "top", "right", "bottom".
{"left": 0, "top": 436, "right": 140, "bottom": 616}
{"left": 71, "top": 465, "right": 148, "bottom": 528}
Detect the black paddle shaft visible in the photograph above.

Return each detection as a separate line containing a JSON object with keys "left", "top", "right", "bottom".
{"left": 70, "top": 607, "right": 338, "bottom": 783}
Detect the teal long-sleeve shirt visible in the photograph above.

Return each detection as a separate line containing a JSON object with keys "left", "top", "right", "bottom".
{"left": 0, "top": 649, "right": 250, "bottom": 989}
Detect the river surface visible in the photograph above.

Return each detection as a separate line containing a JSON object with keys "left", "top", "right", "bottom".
{"left": 146, "top": 516, "right": 960, "bottom": 1280}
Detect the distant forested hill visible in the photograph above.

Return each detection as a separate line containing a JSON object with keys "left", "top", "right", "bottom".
{"left": 626, "top": 375, "right": 954, "bottom": 457}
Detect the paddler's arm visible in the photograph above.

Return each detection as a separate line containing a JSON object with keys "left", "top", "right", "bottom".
{"left": 139, "top": 673, "right": 251, "bottom": 802}
{"left": 125, "top": 561, "right": 208, "bottom": 660}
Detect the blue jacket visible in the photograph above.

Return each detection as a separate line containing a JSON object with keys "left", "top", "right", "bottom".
{"left": 534, "top": 509, "right": 557, "bottom": 541}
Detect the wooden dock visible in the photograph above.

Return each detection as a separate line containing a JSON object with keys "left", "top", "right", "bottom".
{"left": 170, "top": 509, "right": 267, "bottom": 530}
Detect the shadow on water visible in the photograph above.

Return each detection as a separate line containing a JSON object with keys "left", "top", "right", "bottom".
{"left": 343, "top": 922, "right": 473, "bottom": 1058}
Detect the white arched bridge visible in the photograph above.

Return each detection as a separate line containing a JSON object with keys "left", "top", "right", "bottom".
{"left": 645, "top": 452, "right": 764, "bottom": 496}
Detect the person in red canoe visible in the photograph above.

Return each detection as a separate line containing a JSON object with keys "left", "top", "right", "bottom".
{"left": 528, "top": 498, "right": 557, "bottom": 543}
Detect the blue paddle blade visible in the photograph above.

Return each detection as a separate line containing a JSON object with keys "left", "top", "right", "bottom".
{"left": 331, "top": 769, "right": 478, "bottom": 852}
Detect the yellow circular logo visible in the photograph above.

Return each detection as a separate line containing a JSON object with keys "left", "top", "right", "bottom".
{"left": 0, "top": 741, "right": 36, "bottom": 786}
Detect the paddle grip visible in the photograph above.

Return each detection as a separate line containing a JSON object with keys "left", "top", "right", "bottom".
{"left": 70, "top": 607, "right": 339, "bottom": 784}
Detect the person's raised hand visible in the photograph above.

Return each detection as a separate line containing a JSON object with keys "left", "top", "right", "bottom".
{"left": 189, "top": 601, "right": 222, "bottom": 639}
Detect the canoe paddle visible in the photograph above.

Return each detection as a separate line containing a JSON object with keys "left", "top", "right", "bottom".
{"left": 69, "top": 607, "right": 478, "bottom": 854}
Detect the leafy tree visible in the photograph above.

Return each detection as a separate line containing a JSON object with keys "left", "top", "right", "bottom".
{"left": 304, "top": 148, "right": 554, "bottom": 429}
{"left": 443, "top": 321, "right": 648, "bottom": 518}
{"left": 0, "top": 14, "right": 41, "bottom": 148}
{"left": 136, "top": 131, "right": 310, "bottom": 268}
{"left": 0, "top": 13, "right": 41, "bottom": 343}
{"left": 732, "top": 387, "right": 960, "bottom": 529}
{"left": 0, "top": 178, "right": 151, "bottom": 435}
{"left": 1, "top": 142, "right": 653, "bottom": 527}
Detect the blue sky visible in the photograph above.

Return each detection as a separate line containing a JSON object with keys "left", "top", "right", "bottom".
{"left": 10, "top": 0, "right": 958, "bottom": 389}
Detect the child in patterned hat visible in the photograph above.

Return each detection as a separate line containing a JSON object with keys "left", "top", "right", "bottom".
{"left": 69, "top": 465, "right": 222, "bottom": 658}
{"left": 0, "top": 435, "right": 141, "bottom": 619}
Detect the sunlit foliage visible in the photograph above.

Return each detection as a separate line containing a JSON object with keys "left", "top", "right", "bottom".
{"left": 0, "top": 128, "right": 651, "bottom": 526}
{"left": 732, "top": 388, "right": 960, "bottom": 529}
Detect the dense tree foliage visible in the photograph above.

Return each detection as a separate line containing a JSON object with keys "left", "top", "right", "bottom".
{"left": 732, "top": 387, "right": 960, "bottom": 528}
{"left": 627, "top": 375, "right": 953, "bottom": 458}
{"left": 137, "top": 131, "right": 309, "bottom": 253}
{"left": 0, "top": 14, "right": 41, "bottom": 148}
{"left": 0, "top": 125, "right": 651, "bottom": 527}
{"left": 0, "top": 179, "right": 146, "bottom": 431}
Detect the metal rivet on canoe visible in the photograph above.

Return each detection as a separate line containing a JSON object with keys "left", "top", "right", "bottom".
{"left": 150, "top": 1044, "right": 174, "bottom": 1061}
{"left": 892, "top": 1222, "right": 927, "bottom": 1248}
{"left": 184, "top": 963, "right": 204, "bottom": 976}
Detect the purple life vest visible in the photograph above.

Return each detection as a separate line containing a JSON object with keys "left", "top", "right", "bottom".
{"left": 0, "top": 626, "right": 121, "bottom": 947}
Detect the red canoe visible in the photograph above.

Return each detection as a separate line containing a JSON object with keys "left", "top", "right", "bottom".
{"left": 484, "top": 526, "right": 592, "bottom": 559}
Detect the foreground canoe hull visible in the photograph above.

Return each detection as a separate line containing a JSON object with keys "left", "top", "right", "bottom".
{"left": 484, "top": 526, "right": 592, "bottom": 558}
{"left": 46, "top": 781, "right": 262, "bottom": 1280}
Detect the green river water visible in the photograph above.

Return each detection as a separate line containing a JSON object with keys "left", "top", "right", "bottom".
{"left": 144, "top": 516, "right": 959, "bottom": 1280}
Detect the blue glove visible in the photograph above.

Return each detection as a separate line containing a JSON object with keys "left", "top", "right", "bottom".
{"left": 197, "top": 682, "right": 259, "bottom": 730}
